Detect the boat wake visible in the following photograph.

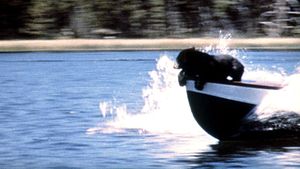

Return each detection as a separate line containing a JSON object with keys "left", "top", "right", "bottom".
{"left": 240, "top": 74, "right": 300, "bottom": 139}
{"left": 88, "top": 33, "right": 300, "bottom": 140}
{"left": 87, "top": 55, "right": 206, "bottom": 137}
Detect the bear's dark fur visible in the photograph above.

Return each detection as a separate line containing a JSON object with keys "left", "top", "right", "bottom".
{"left": 176, "top": 47, "right": 244, "bottom": 89}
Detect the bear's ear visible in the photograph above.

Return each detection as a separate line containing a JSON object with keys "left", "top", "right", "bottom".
{"left": 191, "top": 46, "right": 195, "bottom": 50}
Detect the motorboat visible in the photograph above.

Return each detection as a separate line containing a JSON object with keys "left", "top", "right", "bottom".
{"left": 174, "top": 48, "right": 286, "bottom": 140}
{"left": 185, "top": 79, "right": 282, "bottom": 140}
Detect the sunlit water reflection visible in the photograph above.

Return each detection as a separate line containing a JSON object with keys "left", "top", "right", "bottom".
{"left": 0, "top": 47, "right": 300, "bottom": 168}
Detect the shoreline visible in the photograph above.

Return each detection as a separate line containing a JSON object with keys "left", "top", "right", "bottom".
{"left": 0, "top": 38, "right": 300, "bottom": 52}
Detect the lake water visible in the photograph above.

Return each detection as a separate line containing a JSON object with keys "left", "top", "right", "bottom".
{"left": 0, "top": 49, "right": 300, "bottom": 168}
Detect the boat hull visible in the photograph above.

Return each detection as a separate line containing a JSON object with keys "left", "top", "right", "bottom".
{"left": 187, "top": 91, "right": 255, "bottom": 140}
{"left": 186, "top": 80, "right": 280, "bottom": 140}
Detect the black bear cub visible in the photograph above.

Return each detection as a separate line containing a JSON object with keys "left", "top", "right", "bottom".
{"left": 175, "top": 47, "right": 244, "bottom": 89}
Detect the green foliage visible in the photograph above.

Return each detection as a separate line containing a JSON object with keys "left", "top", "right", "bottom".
{"left": 0, "top": 0, "right": 300, "bottom": 39}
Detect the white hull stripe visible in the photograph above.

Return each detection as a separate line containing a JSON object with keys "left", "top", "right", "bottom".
{"left": 186, "top": 80, "right": 274, "bottom": 105}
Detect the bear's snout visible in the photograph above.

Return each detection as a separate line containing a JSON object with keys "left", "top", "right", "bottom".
{"left": 173, "top": 62, "right": 180, "bottom": 69}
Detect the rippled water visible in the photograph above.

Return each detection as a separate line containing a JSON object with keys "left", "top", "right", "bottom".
{"left": 0, "top": 50, "right": 300, "bottom": 168}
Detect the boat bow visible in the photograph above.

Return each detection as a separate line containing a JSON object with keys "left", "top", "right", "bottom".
{"left": 185, "top": 80, "right": 281, "bottom": 140}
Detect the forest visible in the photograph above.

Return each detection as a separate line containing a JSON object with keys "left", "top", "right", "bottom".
{"left": 1, "top": 0, "right": 300, "bottom": 39}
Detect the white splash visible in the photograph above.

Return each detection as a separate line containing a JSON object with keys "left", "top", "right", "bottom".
{"left": 99, "top": 102, "right": 109, "bottom": 117}
{"left": 202, "top": 32, "right": 240, "bottom": 58}
{"left": 251, "top": 72, "right": 300, "bottom": 121}
{"left": 104, "top": 55, "right": 203, "bottom": 134}
{"left": 243, "top": 69, "right": 286, "bottom": 86}
{"left": 87, "top": 54, "right": 207, "bottom": 136}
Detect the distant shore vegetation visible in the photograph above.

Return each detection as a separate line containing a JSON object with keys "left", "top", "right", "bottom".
{"left": 1, "top": 0, "right": 300, "bottom": 39}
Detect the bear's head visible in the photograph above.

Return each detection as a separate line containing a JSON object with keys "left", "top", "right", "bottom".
{"left": 175, "top": 47, "right": 213, "bottom": 71}
{"left": 175, "top": 47, "right": 196, "bottom": 70}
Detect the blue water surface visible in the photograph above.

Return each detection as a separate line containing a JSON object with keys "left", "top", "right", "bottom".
{"left": 0, "top": 50, "right": 300, "bottom": 168}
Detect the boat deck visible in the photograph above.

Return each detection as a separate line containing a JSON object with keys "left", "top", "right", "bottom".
{"left": 223, "top": 80, "right": 283, "bottom": 90}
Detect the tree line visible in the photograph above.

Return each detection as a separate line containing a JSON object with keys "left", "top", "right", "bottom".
{"left": 1, "top": 0, "right": 300, "bottom": 39}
